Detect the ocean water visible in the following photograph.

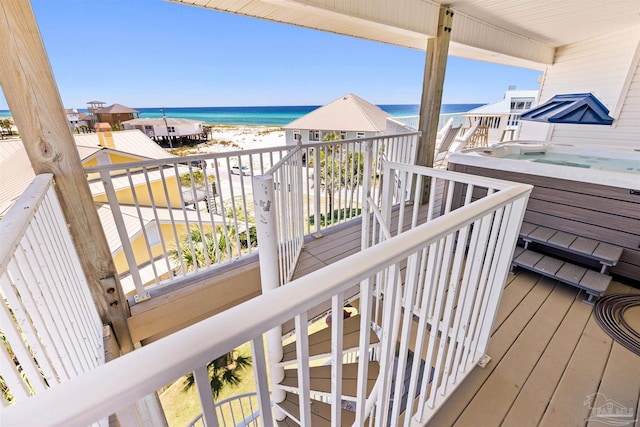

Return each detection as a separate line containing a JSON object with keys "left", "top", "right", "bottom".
{"left": 0, "top": 103, "right": 482, "bottom": 126}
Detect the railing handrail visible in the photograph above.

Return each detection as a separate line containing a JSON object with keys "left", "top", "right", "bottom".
{"left": 1, "top": 169, "right": 532, "bottom": 427}
{"left": 385, "top": 160, "right": 522, "bottom": 190}
{"left": 0, "top": 173, "right": 53, "bottom": 274}
{"left": 264, "top": 143, "right": 301, "bottom": 176}
{"left": 300, "top": 131, "right": 421, "bottom": 150}
{"left": 83, "top": 144, "right": 297, "bottom": 173}
{"left": 83, "top": 133, "right": 421, "bottom": 174}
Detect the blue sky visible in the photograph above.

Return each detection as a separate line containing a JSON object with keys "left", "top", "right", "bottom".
{"left": 0, "top": 0, "right": 542, "bottom": 110}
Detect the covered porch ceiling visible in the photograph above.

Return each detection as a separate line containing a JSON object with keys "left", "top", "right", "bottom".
{"left": 169, "top": 0, "right": 640, "bottom": 70}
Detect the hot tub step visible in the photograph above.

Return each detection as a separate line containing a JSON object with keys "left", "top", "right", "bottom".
{"left": 512, "top": 249, "right": 611, "bottom": 302}
{"left": 518, "top": 222, "right": 623, "bottom": 270}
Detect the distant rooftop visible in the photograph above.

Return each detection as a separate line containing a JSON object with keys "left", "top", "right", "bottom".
{"left": 122, "top": 117, "right": 202, "bottom": 126}
{"left": 95, "top": 103, "right": 139, "bottom": 114}
{"left": 466, "top": 89, "right": 539, "bottom": 115}
{"left": 283, "top": 93, "right": 388, "bottom": 132}
{"left": 0, "top": 130, "right": 173, "bottom": 214}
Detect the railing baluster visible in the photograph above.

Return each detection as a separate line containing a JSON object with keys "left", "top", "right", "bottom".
{"left": 450, "top": 216, "right": 485, "bottom": 384}
{"left": 295, "top": 312, "right": 311, "bottom": 426}
{"left": 143, "top": 166, "right": 174, "bottom": 281}
{"left": 100, "top": 169, "right": 148, "bottom": 301}
{"left": 250, "top": 337, "right": 274, "bottom": 427}
{"left": 193, "top": 365, "right": 219, "bottom": 427}
{"left": 331, "top": 293, "right": 344, "bottom": 427}
{"left": 355, "top": 277, "right": 374, "bottom": 425}
{"left": 389, "top": 250, "right": 421, "bottom": 423}
{"left": 465, "top": 207, "right": 505, "bottom": 367}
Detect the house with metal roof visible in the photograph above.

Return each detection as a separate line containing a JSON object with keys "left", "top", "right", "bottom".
{"left": 283, "top": 93, "right": 389, "bottom": 145}
{"left": 122, "top": 117, "right": 204, "bottom": 140}
{"left": 462, "top": 87, "right": 539, "bottom": 143}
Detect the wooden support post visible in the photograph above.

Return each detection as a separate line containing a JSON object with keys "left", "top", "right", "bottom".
{"left": 0, "top": 0, "right": 133, "bottom": 353}
{"left": 416, "top": 7, "right": 453, "bottom": 201}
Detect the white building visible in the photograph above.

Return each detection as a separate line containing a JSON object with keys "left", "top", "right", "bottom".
{"left": 463, "top": 87, "right": 539, "bottom": 143}
{"left": 283, "top": 93, "right": 388, "bottom": 145}
{"left": 122, "top": 117, "right": 202, "bottom": 138}
{"left": 121, "top": 117, "right": 204, "bottom": 138}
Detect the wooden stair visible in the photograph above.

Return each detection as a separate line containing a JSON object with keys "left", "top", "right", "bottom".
{"left": 276, "top": 392, "right": 358, "bottom": 426}
{"left": 280, "top": 315, "right": 379, "bottom": 363}
{"left": 512, "top": 223, "right": 625, "bottom": 302}
{"left": 281, "top": 362, "right": 380, "bottom": 398}
{"left": 275, "top": 313, "right": 380, "bottom": 425}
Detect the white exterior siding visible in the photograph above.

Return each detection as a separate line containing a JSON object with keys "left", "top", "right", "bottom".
{"left": 284, "top": 129, "right": 378, "bottom": 145}
{"left": 123, "top": 121, "right": 203, "bottom": 137}
{"left": 520, "top": 26, "right": 640, "bottom": 147}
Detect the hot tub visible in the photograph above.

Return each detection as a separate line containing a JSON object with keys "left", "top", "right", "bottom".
{"left": 448, "top": 142, "right": 640, "bottom": 281}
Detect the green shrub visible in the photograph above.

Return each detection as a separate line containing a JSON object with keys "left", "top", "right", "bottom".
{"left": 309, "top": 208, "right": 362, "bottom": 227}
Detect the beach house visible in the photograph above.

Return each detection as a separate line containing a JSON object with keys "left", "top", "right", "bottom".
{"left": 1, "top": 1, "right": 639, "bottom": 426}
{"left": 283, "top": 93, "right": 389, "bottom": 144}
{"left": 0, "top": 129, "right": 213, "bottom": 296}
{"left": 93, "top": 102, "right": 140, "bottom": 130}
{"left": 462, "top": 87, "right": 539, "bottom": 143}
{"left": 122, "top": 117, "right": 205, "bottom": 144}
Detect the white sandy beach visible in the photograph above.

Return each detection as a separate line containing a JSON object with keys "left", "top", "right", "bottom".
{"left": 199, "top": 126, "right": 286, "bottom": 153}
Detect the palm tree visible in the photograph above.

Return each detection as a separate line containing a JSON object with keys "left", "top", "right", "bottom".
{"left": 168, "top": 227, "right": 235, "bottom": 272}
{"left": 182, "top": 351, "right": 252, "bottom": 399}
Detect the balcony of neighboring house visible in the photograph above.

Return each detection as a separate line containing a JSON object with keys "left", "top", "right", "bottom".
{"left": 3, "top": 130, "right": 639, "bottom": 427}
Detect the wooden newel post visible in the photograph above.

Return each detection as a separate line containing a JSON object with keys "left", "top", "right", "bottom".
{"left": 416, "top": 6, "right": 453, "bottom": 202}
{"left": 0, "top": 0, "right": 133, "bottom": 352}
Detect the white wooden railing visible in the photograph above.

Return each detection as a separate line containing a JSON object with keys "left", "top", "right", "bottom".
{"left": 253, "top": 143, "right": 305, "bottom": 286}
{"left": 0, "top": 166, "right": 531, "bottom": 427}
{"left": 86, "top": 146, "right": 291, "bottom": 301}
{"left": 363, "top": 163, "right": 532, "bottom": 424}
{"left": 86, "top": 133, "right": 418, "bottom": 302}
{"left": 0, "top": 174, "right": 104, "bottom": 407}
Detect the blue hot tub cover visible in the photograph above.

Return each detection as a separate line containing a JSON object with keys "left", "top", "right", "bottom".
{"left": 520, "top": 93, "right": 614, "bottom": 125}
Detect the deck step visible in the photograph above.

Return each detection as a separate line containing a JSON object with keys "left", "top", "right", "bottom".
{"left": 281, "top": 315, "right": 379, "bottom": 363}
{"left": 512, "top": 249, "right": 611, "bottom": 298}
{"left": 276, "top": 391, "right": 360, "bottom": 426}
{"left": 519, "top": 222, "right": 623, "bottom": 267}
{"left": 281, "top": 362, "right": 379, "bottom": 398}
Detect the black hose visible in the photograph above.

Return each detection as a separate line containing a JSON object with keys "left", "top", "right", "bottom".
{"left": 593, "top": 294, "right": 640, "bottom": 357}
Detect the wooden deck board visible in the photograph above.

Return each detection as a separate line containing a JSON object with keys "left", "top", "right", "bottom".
{"left": 453, "top": 282, "right": 577, "bottom": 426}
{"left": 502, "top": 287, "right": 593, "bottom": 426}
{"left": 586, "top": 343, "right": 640, "bottom": 427}
{"left": 427, "top": 276, "right": 557, "bottom": 426}
{"left": 538, "top": 315, "right": 613, "bottom": 426}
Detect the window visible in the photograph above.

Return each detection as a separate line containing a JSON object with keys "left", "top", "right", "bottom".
{"left": 293, "top": 130, "right": 301, "bottom": 141}
{"left": 145, "top": 224, "right": 161, "bottom": 247}
{"left": 339, "top": 131, "right": 347, "bottom": 139}
{"left": 356, "top": 132, "right": 365, "bottom": 139}
{"left": 309, "top": 130, "right": 320, "bottom": 141}
{"left": 511, "top": 99, "right": 534, "bottom": 111}
{"left": 167, "top": 126, "right": 176, "bottom": 133}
